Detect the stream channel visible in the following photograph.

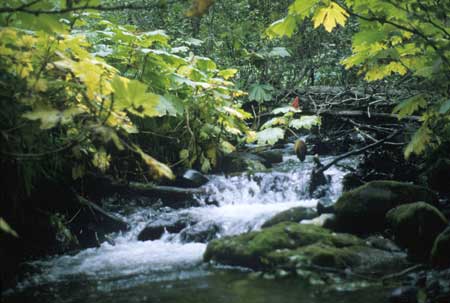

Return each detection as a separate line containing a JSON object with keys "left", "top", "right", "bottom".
{"left": 3, "top": 150, "right": 393, "bottom": 303}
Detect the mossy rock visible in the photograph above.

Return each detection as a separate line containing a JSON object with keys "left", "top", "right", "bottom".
{"left": 426, "top": 158, "right": 450, "bottom": 194}
{"left": 431, "top": 226, "right": 450, "bottom": 268}
{"left": 386, "top": 202, "right": 448, "bottom": 261}
{"left": 334, "top": 180, "right": 438, "bottom": 234}
{"left": 261, "top": 207, "right": 317, "bottom": 228}
{"left": 204, "top": 223, "right": 363, "bottom": 269}
{"left": 255, "top": 150, "right": 283, "bottom": 165}
{"left": 221, "top": 152, "right": 268, "bottom": 173}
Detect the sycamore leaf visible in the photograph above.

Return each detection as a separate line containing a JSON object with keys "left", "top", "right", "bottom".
{"left": 0, "top": 217, "right": 18, "bottom": 237}
{"left": 135, "top": 146, "right": 175, "bottom": 180}
{"left": 392, "top": 95, "right": 427, "bottom": 119}
{"left": 404, "top": 125, "right": 432, "bottom": 159}
{"left": 289, "top": 0, "right": 316, "bottom": 17}
{"left": 289, "top": 115, "right": 321, "bottom": 130}
{"left": 313, "top": 2, "right": 349, "bottom": 32}
{"left": 256, "top": 127, "right": 285, "bottom": 145}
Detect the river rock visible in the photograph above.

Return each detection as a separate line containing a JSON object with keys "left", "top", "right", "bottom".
{"left": 389, "top": 286, "right": 418, "bottom": 303}
{"left": 255, "top": 149, "right": 283, "bottom": 165}
{"left": 138, "top": 214, "right": 195, "bottom": 241}
{"left": 176, "top": 169, "right": 209, "bottom": 188}
{"left": 426, "top": 158, "right": 450, "bottom": 194}
{"left": 180, "top": 221, "right": 221, "bottom": 243}
{"left": 204, "top": 223, "right": 406, "bottom": 274}
{"left": 261, "top": 207, "right": 317, "bottom": 228}
{"left": 386, "top": 202, "right": 448, "bottom": 261}
{"left": 431, "top": 226, "right": 450, "bottom": 268}
{"left": 333, "top": 180, "right": 438, "bottom": 234}
{"left": 316, "top": 197, "right": 334, "bottom": 215}
{"left": 221, "top": 152, "right": 268, "bottom": 173}
{"left": 301, "top": 214, "right": 337, "bottom": 229}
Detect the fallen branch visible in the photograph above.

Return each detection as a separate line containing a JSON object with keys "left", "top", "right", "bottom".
{"left": 316, "top": 129, "right": 402, "bottom": 175}
{"left": 319, "top": 110, "right": 421, "bottom": 122}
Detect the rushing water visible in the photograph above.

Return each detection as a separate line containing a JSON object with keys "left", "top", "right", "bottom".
{"left": 3, "top": 153, "right": 391, "bottom": 303}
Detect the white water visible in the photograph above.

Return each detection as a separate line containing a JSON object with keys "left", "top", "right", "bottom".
{"left": 14, "top": 154, "right": 355, "bottom": 291}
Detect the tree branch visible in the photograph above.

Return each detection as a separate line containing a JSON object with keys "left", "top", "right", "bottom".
{"left": 0, "top": 2, "right": 156, "bottom": 15}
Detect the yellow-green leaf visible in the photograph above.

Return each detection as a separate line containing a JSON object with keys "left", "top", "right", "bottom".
{"left": 313, "top": 2, "right": 349, "bottom": 32}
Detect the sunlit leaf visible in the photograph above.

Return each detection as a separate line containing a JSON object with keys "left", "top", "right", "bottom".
{"left": 256, "top": 127, "right": 285, "bottom": 145}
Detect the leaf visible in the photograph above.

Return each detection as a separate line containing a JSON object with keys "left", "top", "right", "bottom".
{"left": 404, "top": 125, "right": 432, "bottom": 159}
{"left": 271, "top": 106, "right": 301, "bottom": 115}
{"left": 220, "top": 140, "right": 236, "bottom": 153}
{"left": 289, "top": 0, "right": 316, "bottom": 17}
{"left": 111, "top": 76, "right": 158, "bottom": 114}
{"left": 23, "top": 106, "right": 83, "bottom": 129}
{"left": 289, "top": 115, "right": 321, "bottom": 130}
{"left": 313, "top": 2, "right": 349, "bottom": 32}
{"left": 248, "top": 83, "right": 274, "bottom": 102}
{"left": 0, "top": 217, "right": 18, "bottom": 237}
{"left": 218, "top": 68, "right": 238, "bottom": 80}
{"left": 266, "top": 15, "right": 297, "bottom": 38}
{"left": 268, "top": 47, "right": 291, "bottom": 58}
{"left": 135, "top": 146, "right": 175, "bottom": 180}
{"left": 439, "top": 99, "right": 450, "bottom": 114}
{"left": 256, "top": 127, "right": 285, "bottom": 145}
{"left": 392, "top": 95, "right": 427, "bottom": 119}
{"left": 156, "top": 95, "right": 184, "bottom": 117}
{"left": 261, "top": 117, "right": 288, "bottom": 129}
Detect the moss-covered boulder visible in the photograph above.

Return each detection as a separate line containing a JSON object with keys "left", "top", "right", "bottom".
{"left": 386, "top": 202, "right": 448, "bottom": 261}
{"left": 261, "top": 207, "right": 317, "bottom": 228}
{"left": 204, "top": 223, "right": 406, "bottom": 273}
{"left": 334, "top": 181, "right": 438, "bottom": 234}
{"left": 431, "top": 226, "right": 450, "bottom": 268}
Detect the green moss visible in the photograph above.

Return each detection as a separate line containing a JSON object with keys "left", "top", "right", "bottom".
{"left": 386, "top": 202, "right": 447, "bottom": 261}
{"left": 431, "top": 227, "right": 450, "bottom": 268}
{"left": 204, "top": 223, "right": 363, "bottom": 269}
{"left": 334, "top": 180, "right": 438, "bottom": 233}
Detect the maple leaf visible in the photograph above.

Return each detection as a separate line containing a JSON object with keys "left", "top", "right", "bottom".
{"left": 313, "top": 2, "right": 349, "bottom": 32}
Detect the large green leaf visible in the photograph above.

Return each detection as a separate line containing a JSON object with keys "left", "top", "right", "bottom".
{"left": 248, "top": 83, "right": 274, "bottom": 103}
{"left": 289, "top": 115, "right": 321, "bottom": 130}
{"left": 256, "top": 127, "right": 285, "bottom": 145}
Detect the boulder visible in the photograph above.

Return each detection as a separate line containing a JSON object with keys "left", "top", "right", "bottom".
{"left": 386, "top": 202, "right": 448, "bottom": 261}
{"left": 180, "top": 221, "right": 221, "bottom": 243}
{"left": 342, "top": 172, "right": 364, "bottom": 192}
{"left": 261, "top": 207, "right": 317, "bottom": 228}
{"left": 138, "top": 214, "right": 195, "bottom": 241}
{"left": 431, "top": 226, "right": 450, "bottom": 268}
{"left": 333, "top": 181, "right": 438, "bottom": 234}
{"left": 255, "top": 149, "right": 283, "bottom": 165}
{"left": 204, "top": 223, "right": 406, "bottom": 274}
{"left": 426, "top": 158, "right": 450, "bottom": 194}
{"left": 221, "top": 152, "right": 268, "bottom": 173}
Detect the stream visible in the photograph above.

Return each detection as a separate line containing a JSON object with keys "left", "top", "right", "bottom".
{"left": 3, "top": 152, "right": 393, "bottom": 303}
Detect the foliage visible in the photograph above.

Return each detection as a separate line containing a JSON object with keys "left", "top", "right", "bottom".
{"left": 256, "top": 105, "right": 321, "bottom": 145}
{"left": 267, "top": 0, "right": 450, "bottom": 159}
{"left": 0, "top": 0, "right": 253, "bottom": 204}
